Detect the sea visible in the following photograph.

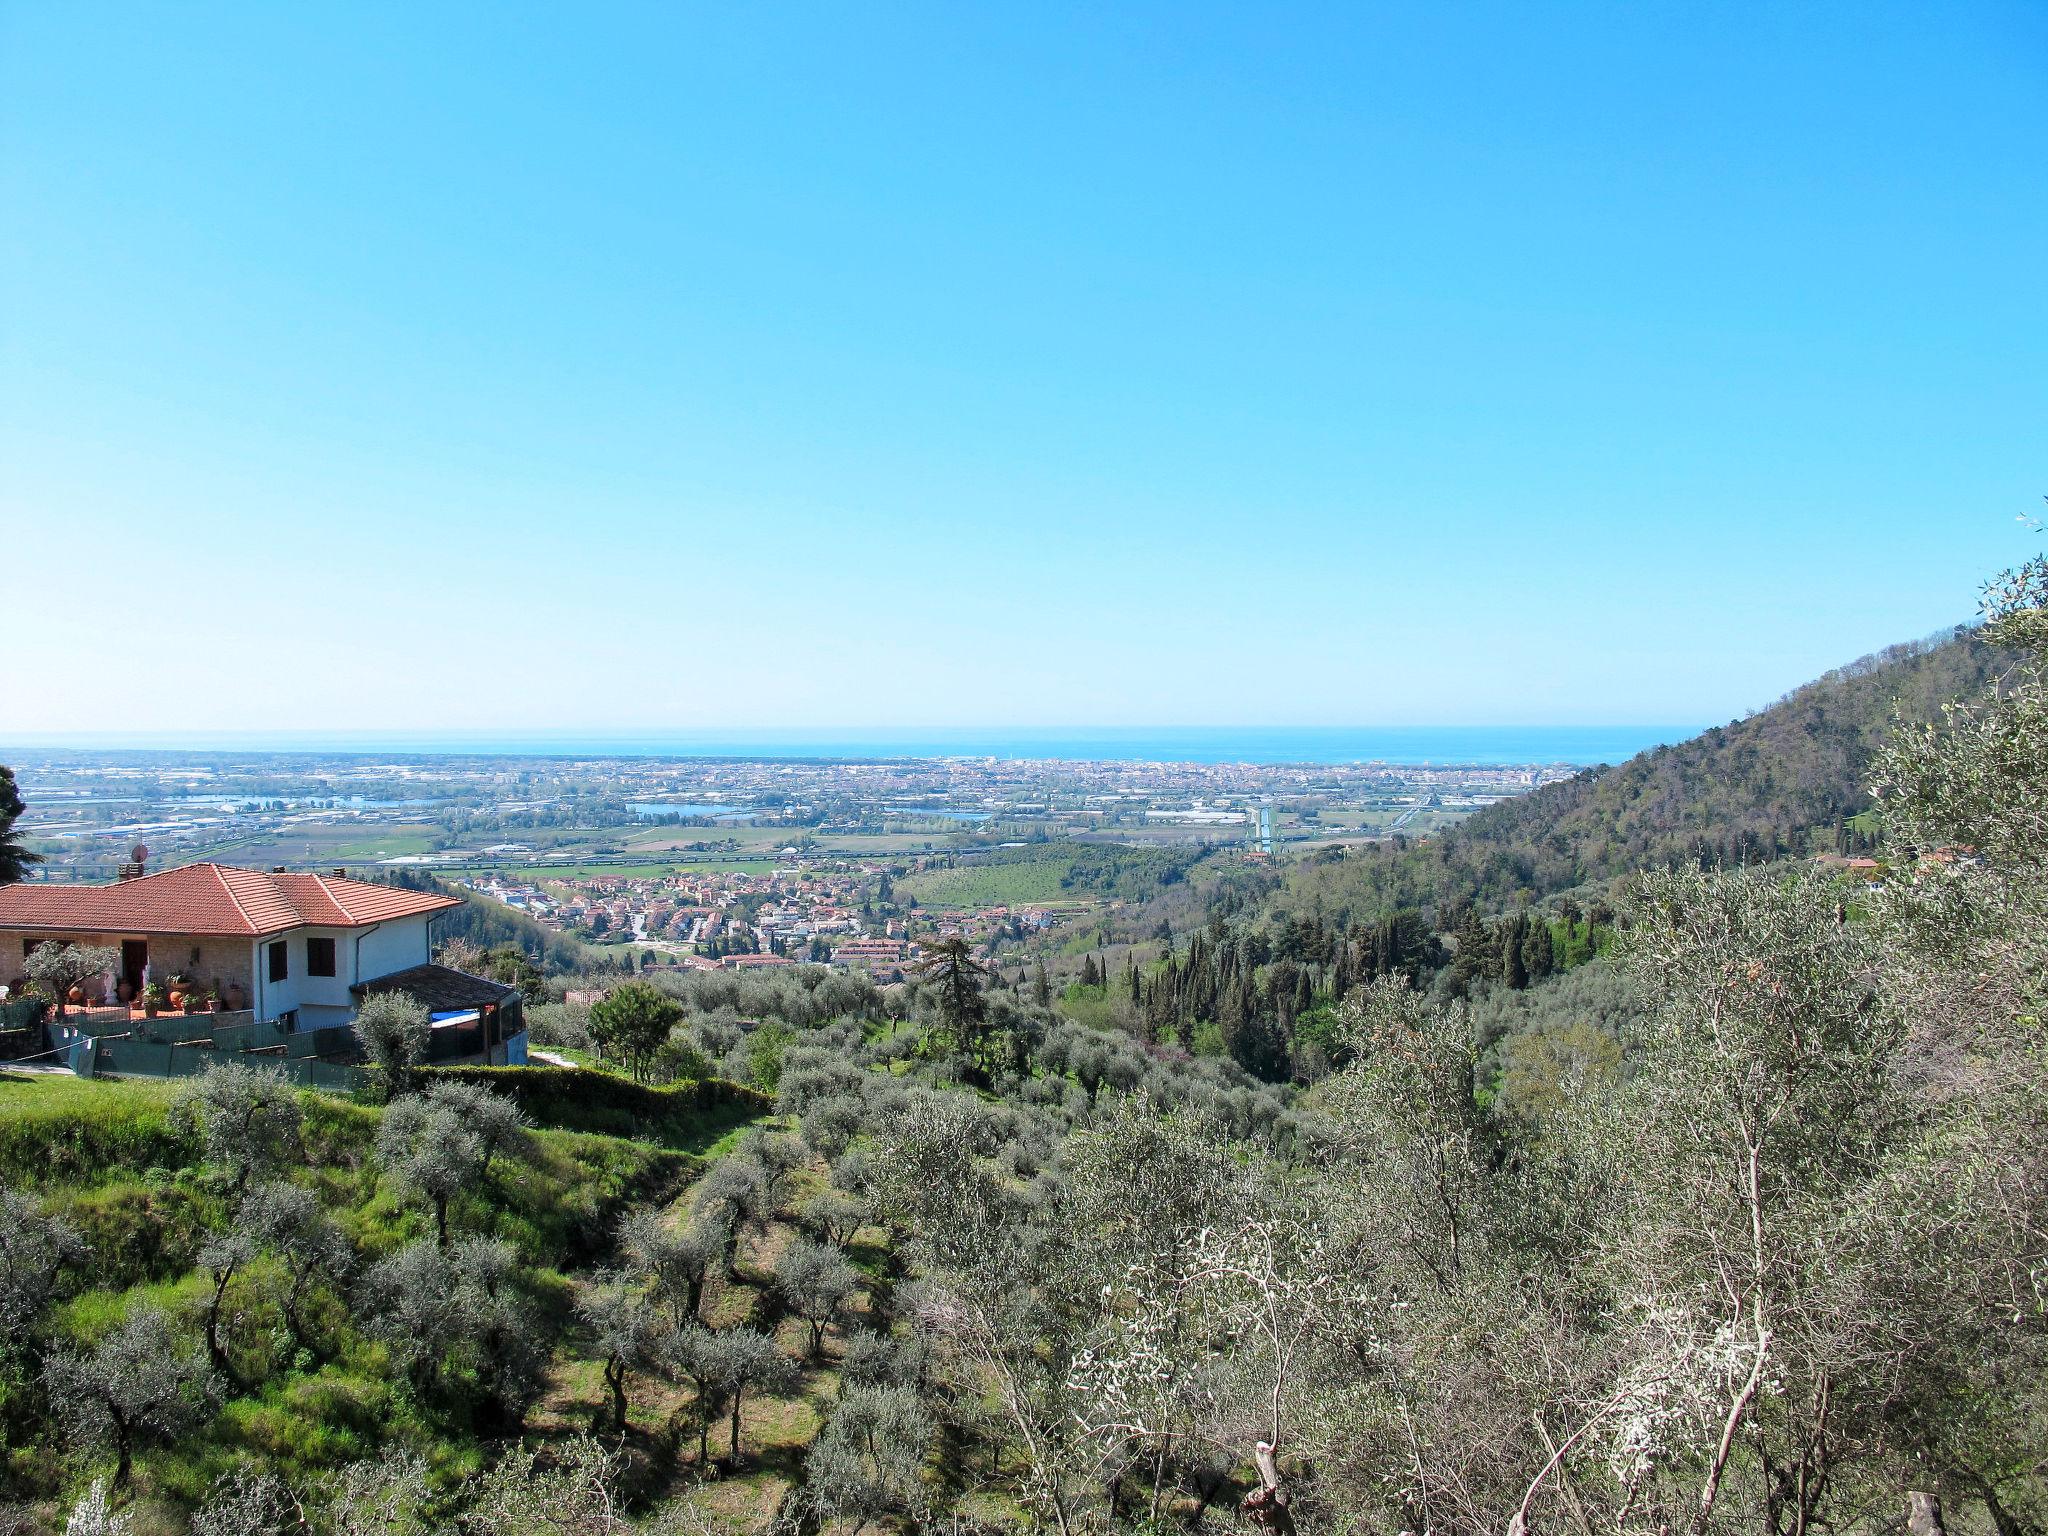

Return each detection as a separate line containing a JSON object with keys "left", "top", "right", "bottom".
{"left": 3, "top": 725, "right": 1696, "bottom": 768}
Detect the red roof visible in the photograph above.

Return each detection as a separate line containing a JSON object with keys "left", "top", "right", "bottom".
{"left": 0, "top": 863, "right": 462, "bottom": 938}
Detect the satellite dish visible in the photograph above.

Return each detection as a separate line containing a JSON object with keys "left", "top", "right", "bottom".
{"left": 130, "top": 844, "right": 150, "bottom": 865}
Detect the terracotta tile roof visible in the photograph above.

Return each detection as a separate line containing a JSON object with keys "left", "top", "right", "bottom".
{"left": 0, "top": 863, "right": 462, "bottom": 938}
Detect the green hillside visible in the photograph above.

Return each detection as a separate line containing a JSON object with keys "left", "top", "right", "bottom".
{"left": 1310, "top": 626, "right": 2008, "bottom": 915}
{"left": 0, "top": 1067, "right": 787, "bottom": 1532}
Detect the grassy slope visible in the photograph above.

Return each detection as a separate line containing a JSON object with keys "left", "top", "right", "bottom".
{"left": 0, "top": 1069, "right": 779, "bottom": 1529}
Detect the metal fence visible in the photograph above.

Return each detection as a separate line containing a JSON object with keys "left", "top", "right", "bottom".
{"left": 75, "top": 1033, "right": 367, "bottom": 1092}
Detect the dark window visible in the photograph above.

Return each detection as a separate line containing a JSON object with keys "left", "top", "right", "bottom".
{"left": 307, "top": 936, "right": 336, "bottom": 977}
{"left": 267, "top": 941, "right": 288, "bottom": 983}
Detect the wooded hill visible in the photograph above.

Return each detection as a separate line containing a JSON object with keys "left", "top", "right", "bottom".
{"left": 1317, "top": 625, "right": 2008, "bottom": 914}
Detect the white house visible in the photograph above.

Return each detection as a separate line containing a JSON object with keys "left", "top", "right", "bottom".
{"left": 0, "top": 862, "right": 526, "bottom": 1072}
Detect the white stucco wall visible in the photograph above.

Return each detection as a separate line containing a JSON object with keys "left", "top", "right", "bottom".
{"left": 254, "top": 928, "right": 351, "bottom": 1018}
{"left": 248, "top": 916, "right": 430, "bottom": 1022}
{"left": 355, "top": 916, "right": 431, "bottom": 983}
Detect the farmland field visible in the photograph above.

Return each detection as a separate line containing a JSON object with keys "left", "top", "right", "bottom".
{"left": 897, "top": 850, "right": 1084, "bottom": 909}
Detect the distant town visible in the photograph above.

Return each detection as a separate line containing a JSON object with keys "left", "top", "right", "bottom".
{"left": 3, "top": 748, "right": 1579, "bottom": 973}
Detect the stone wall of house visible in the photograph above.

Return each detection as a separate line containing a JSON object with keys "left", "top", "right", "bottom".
{"left": 7, "top": 931, "right": 255, "bottom": 1006}
{"left": 137, "top": 935, "right": 255, "bottom": 1003}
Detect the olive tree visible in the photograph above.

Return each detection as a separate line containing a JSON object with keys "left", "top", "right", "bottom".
{"left": 741, "top": 1128, "right": 809, "bottom": 1208}
{"left": 773, "top": 1239, "right": 858, "bottom": 1359}
{"left": 1858, "top": 558, "right": 2048, "bottom": 1528}
{"left": 26, "top": 941, "right": 118, "bottom": 1017}
{"left": 375, "top": 1092, "right": 487, "bottom": 1246}
{"left": 354, "top": 990, "right": 432, "bottom": 1099}
{"left": 803, "top": 1384, "right": 935, "bottom": 1531}
{"left": 196, "top": 1223, "right": 259, "bottom": 1381}
{"left": 618, "top": 1207, "right": 723, "bottom": 1328}
{"left": 695, "top": 1155, "right": 771, "bottom": 1278}
{"left": 670, "top": 1325, "right": 798, "bottom": 1463}
{"left": 0, "top": 1188, "right": 82, "bottom": 1353}
{"left": 43, "top": 1306, "right": 213, "bottom": 1486}
{"left": 244, "top": 1181, "right": 353, "bottom": 1357}
{"left": 575, "top": 1275, "right": 664, "bottom": 1432}
{"left": 60, "top": 1480, "right": 132, "bottom": 1536}
{"left": 358, "top": 1238, "right": 546, "bottom": 1423}
{"left": 418, "top": 1078, "right": 528, "bottom": 1177}
{"left": 456, "top": 1437, "right": 628, "bottom": 1536}
{"left": 190, "top": 1467, "right": 302, "bottom": 1536}
{"left": 799, "top": 1188, "right": 867, "bottom": 1248}
{"left": 171, "top": 1062, "right": 303, "bottom": 1192}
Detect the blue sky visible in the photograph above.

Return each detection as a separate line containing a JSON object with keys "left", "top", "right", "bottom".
{"left": 3, "top": 2, "right": 2043, "bottom": 734}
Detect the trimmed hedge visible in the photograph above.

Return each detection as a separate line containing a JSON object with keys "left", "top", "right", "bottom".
{"left": 420, "top": 1065, "right": 771, "bottom": 1151}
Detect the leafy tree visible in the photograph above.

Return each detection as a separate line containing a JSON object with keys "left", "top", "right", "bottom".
{"left": 1497, "top": 1016, "right": 1622, "bottom": 1121}
{"left": 742, "top": 1020, "right": 793, "bottom": 1092}
{"left": 0, "top": 765, "right": 42, "bottom": 885}
{"left": 914, "top": 936, "right": 991, "bottom": 1070}
{"left": 171, "top": 1062, "right": 303, "bottom": 1193}
{"left": 43, "top": 1306, "right": 213, "bottom": 1486}
{"left": 773, "top": 1238, "right": 858, "bottom": 1359}
{"left": 354, "top": 990, "right": 432, "bottom": 1100}
{"left": 585, "top": 981, "right": 682, "bottom": 1082}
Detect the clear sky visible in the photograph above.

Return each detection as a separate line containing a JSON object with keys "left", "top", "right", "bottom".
{"left": 3, "top": 2, "right": 2043, "bottom": 735}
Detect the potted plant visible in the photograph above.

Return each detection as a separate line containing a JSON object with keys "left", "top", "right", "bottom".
{"left": 224, "top": 981, "right": 247, "bottom": 1012}
{"left": 141, "top": 983, "right": 166, "bottom": 1019}
{"left": 206, "top": 986, "right": 223, "bottom": 1014}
